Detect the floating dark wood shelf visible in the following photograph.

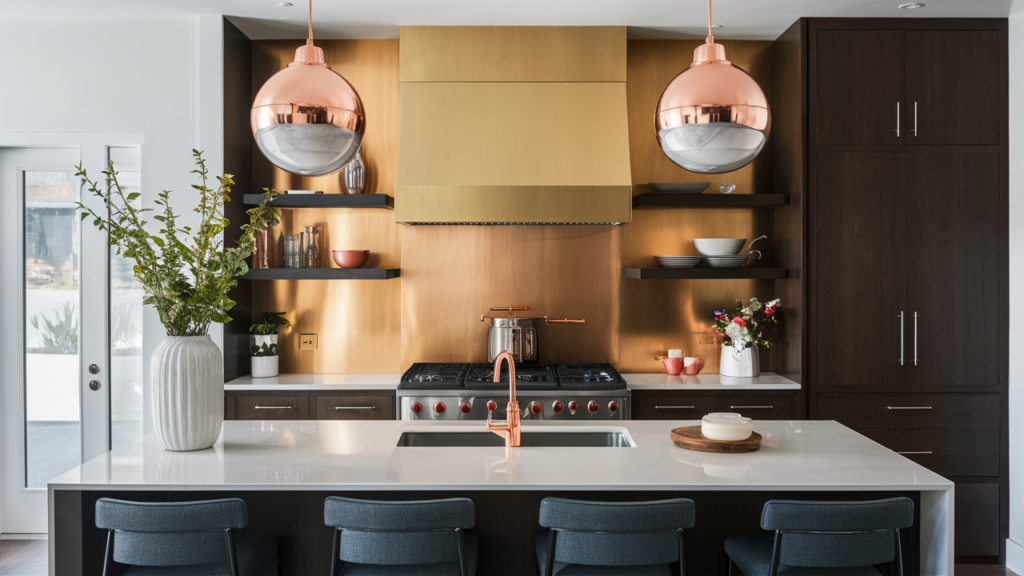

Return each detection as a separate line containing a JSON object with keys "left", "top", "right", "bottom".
{"left": 243, "top": 194, "right": 394, "bottom": 209}
{"left": 241, "top": 268, "right": 400, "bottom": 280}
{"left": 632, "top": 193, "right": 790, "bottom": 209}
{"left": 624, "top": 268, "right": 789, "bottom": 280}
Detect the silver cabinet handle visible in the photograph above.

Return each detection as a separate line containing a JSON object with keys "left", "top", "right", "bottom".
{"left": 335, "top": 406, "right": 376, "bottom": 410}
{"left": 887, "top": 406, "right": 932, "bottom": 410}
{"left": 655, "top": 405, "right": 696, "bottom": 410}
{"left": 897, "top": 451, "right": 932, "bottom": 455}
{"left": 730, "top": 406, "right": 775, "bottom": 410}
{"left": 895, "top": 102, "right": 900, "bottom": 137}
{"left": 254, "top": 406, "right": 293, "bottom": 410}
{"left": 912, "top": 312, "right": 918, "bottom": 366}
{"left": 898, "top": 311, "right": 904, "bottom": 366}
{"left": 913, "top": 102, "right": 918, "bottom": 137}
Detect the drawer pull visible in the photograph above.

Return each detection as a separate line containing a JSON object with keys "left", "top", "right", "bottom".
{"left": 896, "top": 451, "right": 933, "bottom": 455}
{"left": 335, "top": 406, "right": 376, "bottom": 410}
{"left": 655, "top": 405, "right": 696, "bottom": 410}
{"left": 254, "top": 405, "right": 293, "bottom": 410}
{"left": 887, "top": 406, "right": 932, "bottom": 410}
{"left": 730, "top": 406, "right": 774, "bottom": 410}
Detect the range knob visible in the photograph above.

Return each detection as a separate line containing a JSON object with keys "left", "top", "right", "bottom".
{"left": 459, "top": 401, "right": 472, "bottom": 414}
{"left": 568, "top": 401, "right": 578, "bottom": 415}
{"left": 529, "top": 402, "right": 542, "bottom": 415}
{"left": 608, "top": 401, "right": 620, "bottom": 413}
{"left": 486, "top": 400, "right": 498, "bottom": 411}
{"left": 588, "top": 401, "right": 600, "bottom": 414}
{"left": 551, "top": 401, "right": 564, "bottom": 414}
{"left": 433, "top": 402, "right": 447, "bottom": 414}
{"left": 411, "top": 402, "right": 423, "bottom": 414}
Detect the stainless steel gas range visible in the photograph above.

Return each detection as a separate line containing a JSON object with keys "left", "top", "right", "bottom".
{"left": 397, "top": 363, "right": 630, "bottom": 421}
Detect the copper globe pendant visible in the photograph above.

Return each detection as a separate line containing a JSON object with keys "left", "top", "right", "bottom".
{"left": 251, "top": 0, "right": 365, "bottom": 177}
{"left": 655, "top": 0, "right": 771, "bottom": 174}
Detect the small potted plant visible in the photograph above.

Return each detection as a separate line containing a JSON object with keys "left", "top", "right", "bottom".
{"left": 713, "top": 298, "right": 780, "bottom": 378}
{"left": 250, "top": 312, "right": 290, "bottom": 378}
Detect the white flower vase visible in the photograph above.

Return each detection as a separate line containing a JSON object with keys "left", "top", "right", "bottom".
{"left": 251, "top": 334, "right": 279, "bottom": 378}
{"left": 151, "top": 335, "right": 224, "bottom": 452}
{"left": 720, "top": 343, "right": 760, "bottom": 378}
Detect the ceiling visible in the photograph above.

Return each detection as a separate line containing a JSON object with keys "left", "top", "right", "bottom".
{"left": 0, "top": 0, "right": 1017, "bottom": 40}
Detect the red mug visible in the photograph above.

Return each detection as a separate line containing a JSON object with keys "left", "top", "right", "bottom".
{"left": 683, "top": 357, "right": 705, "bottom": 375}
{"left": 661, "top": 357, "right": 683, "bottom": 375}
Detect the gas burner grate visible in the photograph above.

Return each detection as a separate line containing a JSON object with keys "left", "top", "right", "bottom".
{"left": 399, "top": 363, "right": 469, "bottom": 390}
{"left": 464, "top": 363, "right": 558, "bottom": 391}
{"left": 555, "top": 363, "right": 626, "bottom": 389}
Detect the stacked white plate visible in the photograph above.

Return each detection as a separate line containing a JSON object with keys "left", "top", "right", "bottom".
{"left": 704, "top": 255, "right": 754, "bottom": 268}
{"left": 655, "top": 255, "right": 703, "bottom": 269}
{"left": 692, "top": 238, "right": 745, "bottom": 256}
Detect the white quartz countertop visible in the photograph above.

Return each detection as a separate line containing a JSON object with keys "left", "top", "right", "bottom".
{"left": 622, "top": 372, "right": 801, "bottom": 390}
{"left": 48, "top": 420, "right": 949, "bottom": 492}
{"left": 225, "top": 373, "right": 401, "bottom": 391}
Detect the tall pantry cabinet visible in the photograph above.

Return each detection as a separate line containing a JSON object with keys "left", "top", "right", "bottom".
{"left": 797, "top": 18, "right": 1009, "bottom": 561}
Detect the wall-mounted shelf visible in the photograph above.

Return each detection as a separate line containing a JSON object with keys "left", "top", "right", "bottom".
{"left": 243, "top": 194, "right": 394, "bottom": 209}
{"left": 632, "top": 194, "right": 790, "bottom": 209}
{"left": 624, "top": 268, "right": 789, "bottom": 280}
{"left": 241, "top": 268, "right": 400, "bottom": 280}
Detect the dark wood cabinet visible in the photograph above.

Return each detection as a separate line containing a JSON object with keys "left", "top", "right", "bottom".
{"left": 816, "top": 393, "right": 1000, "bottom": 428}
{"left": 856, "top": 427, "right": 999, "bottom": 477}
{"left": 954, "top": 482, "right": 1001, "bottom": 556}
{"left": 632, "top": 391, "right": 797, "bottom": 421}
{"left": 316, "top": 394, "right": 394, "bottom": 420}
{"left": 633, "top": 396, "right": 716, "bottom": 421}
{"left": 714, "top": 396, "right": 794, "bottom": 421}
{"left": 233, "top": 395, "right": 310, "bottom": 420}
{"left": 225, "top": 390, "right": 397, "bottom": 421}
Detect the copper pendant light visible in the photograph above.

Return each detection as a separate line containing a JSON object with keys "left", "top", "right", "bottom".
{"left": 251, "top": 0, "right": 365, "bottom": 177}
{"left": 655, "top": 0, "right": 771, "bottom": 174}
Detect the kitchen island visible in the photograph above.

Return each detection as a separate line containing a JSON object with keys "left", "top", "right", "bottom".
{"left": 48, "top": 420, "right": 952, "bottom": 575}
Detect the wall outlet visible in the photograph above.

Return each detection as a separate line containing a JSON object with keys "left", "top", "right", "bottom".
{"left": 299, "top": 334, "right": 318, "bottom": 350}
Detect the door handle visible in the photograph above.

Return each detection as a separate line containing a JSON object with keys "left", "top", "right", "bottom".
{"left": 334, "top": 406, "right": 376, "bottom": 410}
{"left": 254, "top": 406, "right": 293, "bottom": 410}
{"left": 912, "top": 102, "right": 918, "bottom": 137}
{"left": 655, "top": 406, "right": 696, "bottom": 410}
{"left": 912, "top": 312, "right": 918, "bottom": 366}
{"left": 898, "top": 311, "right": 904, "bottom": 366}
{"left": 887, "top": 406, "right": 932, "bottom": 410}
{"left": 896, "top": 451, "right": 932, "bottom": 455}
{"left": 730, "top": 406, "right": 775, "bottom": 410}
{"left": 895, "top": 102, "right": 900, "bottom": 137}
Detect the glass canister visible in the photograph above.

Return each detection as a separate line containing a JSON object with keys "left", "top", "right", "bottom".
{"left": 302, "top": 226, "right": 320, "bottom": 268}
{"left": 344, "top": 151, "right": 365, "bottom": 194}
{"left": 283, "top": 234, "right": 302, "bottom": 269}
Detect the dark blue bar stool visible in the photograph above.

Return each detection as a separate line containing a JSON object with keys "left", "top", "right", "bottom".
{"left": 95, "top": 497, "right": 278, "bottom": 576}
{"left": 725, "top": 497, "right": 915, "bottom": 576}
{"left": 536, "top": 497, "right": 696, "bottom": 576}
{"left": 324, "top": 496, "right": 477, "bottom": 576}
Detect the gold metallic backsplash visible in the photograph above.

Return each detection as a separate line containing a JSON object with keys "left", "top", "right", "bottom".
{"left": 250, "top": 38, "right": 781, "bottom": 375}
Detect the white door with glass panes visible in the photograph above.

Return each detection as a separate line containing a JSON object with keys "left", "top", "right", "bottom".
{"left": 0, "top": 136, "right": 143, "bottom": 533}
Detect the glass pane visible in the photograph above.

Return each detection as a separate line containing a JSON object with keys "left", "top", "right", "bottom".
{"left": 108, "top": 147, "right": 144, "bottom": 450}
{"left": 24, "top": 168, "right": 80, "bottom": 488}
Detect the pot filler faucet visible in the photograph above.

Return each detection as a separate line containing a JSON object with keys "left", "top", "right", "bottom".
{"left": 486, "top": 351, "right": 522, "bottom": 447}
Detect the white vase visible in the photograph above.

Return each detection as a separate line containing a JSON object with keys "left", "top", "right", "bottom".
{"left": 719, "top": 343, "right": 760, "bottom": 378}
{"left": 151, "top": 335, "right": 224, "bottom": 452}
{"left": 250, "top": 334, "right": 279, "bottom": 378}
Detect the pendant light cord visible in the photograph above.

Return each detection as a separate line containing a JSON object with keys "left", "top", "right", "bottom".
{"left": 706, "top": 0, "right": 714, "bottom": 44}
{"left": 307, "top": 0, "right": 313, "bottom": 46}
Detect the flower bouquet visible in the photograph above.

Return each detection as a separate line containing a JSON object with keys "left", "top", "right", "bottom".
{"left": 713, "top": 298, "right": 780, "bottom": 377}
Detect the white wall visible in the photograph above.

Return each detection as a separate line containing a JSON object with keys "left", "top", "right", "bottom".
{"left": 0, "top": 16, "right": 225, "bottom": 441}
{"left": 1009, "top": 9, "right": 1024, "bottom": 574}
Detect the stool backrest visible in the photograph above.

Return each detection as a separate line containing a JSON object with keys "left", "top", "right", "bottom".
{"left": 324, "top": 497, "right": 475, "bottom": 566}
{"left": 760, "top": 498, "right": 914, "bottom": 569}
{"left": 95, "top": 498, "right": 248, "bottom": 567}
{"left": 539, "top": 498, "right": 696, "bottom": 567}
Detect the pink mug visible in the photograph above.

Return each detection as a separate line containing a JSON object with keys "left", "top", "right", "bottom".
{"left": 683, "top": 357, "right": 705, "bottom": 375}
{"left": 661, "top": 357, "right": 683, "bottom": 375}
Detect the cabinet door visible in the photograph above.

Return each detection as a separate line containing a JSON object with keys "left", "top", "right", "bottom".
{"left": 316, "top": 395, "right": 395, "bottom": 420}
{"left": 904, "top": 153, "right": 1001, "bottom": 386}
{"left": 233, "top": 395, "right": 310, "bottom": 420}
{"left": 814, "top": 30, "right": 904, "bottom": 146}
{"left": 813, "top": 153, "right": 905, "bottom": 386}
{"left": 954, "top": 482, "right": 1001, "bottom": 556}
{"left": 632, "top": 396, "right": 716, "bottom": 420}
{"left": 715, "top": 396, "right": 794, "bottom": 420}
{"left": 905, "top": 31, "right": 1000, "bottom": 146}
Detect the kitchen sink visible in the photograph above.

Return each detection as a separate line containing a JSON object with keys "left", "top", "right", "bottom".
{"left": 396, "top": 431, "right": 635, "bottom": 448}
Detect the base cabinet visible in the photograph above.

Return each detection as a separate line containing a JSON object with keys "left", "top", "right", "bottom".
{"left": 632, "top": 391, "right": 798, "bottom": 421}
{"left": 226, "top": 390, "right": 396, "bottom": 421}
{"left": 953, "top": 481, "right": 1001, "bottom": 556}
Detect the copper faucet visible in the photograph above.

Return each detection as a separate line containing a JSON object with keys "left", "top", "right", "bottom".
{"left": 486, "top": 351, "right": 521, "bottom": 447}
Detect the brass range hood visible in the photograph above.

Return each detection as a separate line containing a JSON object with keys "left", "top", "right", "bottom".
{"left": 395, "top": 26, "right": 633, "bottom": 225}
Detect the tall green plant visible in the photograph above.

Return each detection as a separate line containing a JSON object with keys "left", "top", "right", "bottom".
{"left": 76, "top": 150, "right": 278, "bottom": 336}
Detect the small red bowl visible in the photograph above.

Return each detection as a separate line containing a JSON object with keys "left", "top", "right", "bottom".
{"left": 333, "top": 250, "right": 369, "bottom": 269}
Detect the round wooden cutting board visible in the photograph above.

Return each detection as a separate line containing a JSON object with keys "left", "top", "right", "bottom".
{"left": 670, "top": 425, "right": 762, "bottom": 453}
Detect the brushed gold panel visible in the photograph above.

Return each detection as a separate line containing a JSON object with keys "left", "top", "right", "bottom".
{"left": 400, "top": 226, "right": 620, "bottom": 372}
{"left": 394, "top": 186, "right": 631, "bottom": 223}
{"left": 399, "top": 26, "right": 626, "bottom": 82}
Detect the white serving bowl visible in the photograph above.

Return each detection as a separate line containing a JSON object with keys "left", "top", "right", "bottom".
{"left": 701, "top": 412, "right": 754, "bottom": 441}
{"left": 692, "top": 238, "right": 746, "bottom": 257}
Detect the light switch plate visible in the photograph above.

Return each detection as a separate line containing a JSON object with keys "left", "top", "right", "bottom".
{"left": 299, "top": 334, "right": 318, "bottom": 350}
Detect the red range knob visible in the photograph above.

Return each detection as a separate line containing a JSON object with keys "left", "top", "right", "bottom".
{"left": 486, "top": 400, "right": 498, "bottom": 411}
{"left": 588, "top": 401, "right": 600, "bottom": 414}
{"left": 460, "top": 402, "right": 472, "bottom": 414}
{"left": 568, "top": 401, "right": 578, "bottom": 411}
{"left": 433, "top": 402, "right": 446, "bottom": 414}
{"left": 411, "top": 402, "right": 423, "bottom": 414}
{"left": 608, "top": 401, "right": 620, "bottom": 413}
{"left": 530, "top": 402, "right": 542, "bottom": 415}
{"left": 552, "top": 401, "right": 564, "bottom": 413}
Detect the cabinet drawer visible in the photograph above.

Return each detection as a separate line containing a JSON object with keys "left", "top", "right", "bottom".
{"left": 317, "top": 395, "right": 394, "bottom": 420}
{"left": 954, "top": 482, "right": 1000, "bottom": 556}
{"left": 234, "top": 396, "right": 310, "bottom": 420}
{"left": 715, "top": 396, "right": 794, "bottom": 420}
{"left": 633, "top": 397, "right": 715, "bottom": 420}
{"left": 817, "top": 393, "right": 999, "bottom": 428}
{"left": 857, "top": 427, "right": 999, "bottom": 477}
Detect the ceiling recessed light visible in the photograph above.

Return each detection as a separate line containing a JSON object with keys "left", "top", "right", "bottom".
{"left": 711, "top": 24, "right": 723, "bottom": 29}
{"left": 279, "top": 2, "right": 293, "bottom": 6}
{"left": 899, "top": 2, "right": 925, "bottom": 9}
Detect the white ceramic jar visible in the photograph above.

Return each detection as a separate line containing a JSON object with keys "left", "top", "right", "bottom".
{"left": 251, "top": 334, "right": 279, "bottom": 378}
{"left": 719, "top": 343, "right": 760, "bottom": 378}
{"left": 701, "top": 412, "right": 754, "bottom": 441}
{"left": 151, "top": 335, "right": 224, "bottom": 451}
